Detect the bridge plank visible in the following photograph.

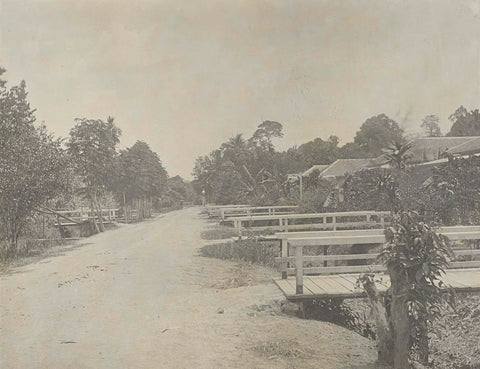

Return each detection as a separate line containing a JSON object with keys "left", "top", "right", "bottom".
{"left": 274, "top": 269, "right": 480, "bottom": 300}
{"left": 301, "top": 280, "right": 320, "bottom": 296}
{"left": 330, "top": 274, "right": 360, "bottom": 293}
{"left": 274, "top": 279, "right": 296, "bottom": 295}
{"left": 317, "top": 275, "right": 356, "bottom": 295}
{"left": 303, "top": 279, "right": 329, "bottom": 295}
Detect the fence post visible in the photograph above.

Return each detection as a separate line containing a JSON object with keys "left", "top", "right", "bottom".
{"left": 235, "top": 220, "right": 242, "bottom": 237}
{"left": 295, "top": 245, "right": 303, "bottom": 294}
{"left": 281, "top": 239, "right": 288, "bottom": 279}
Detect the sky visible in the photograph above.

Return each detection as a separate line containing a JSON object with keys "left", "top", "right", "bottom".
{"left": 1, "top": 0, "right": 480, "bottom": 179}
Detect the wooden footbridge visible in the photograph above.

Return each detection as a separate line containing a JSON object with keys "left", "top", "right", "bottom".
{"left": 206, "top": 206, "right": 480, "bottom": 301}
{"left": 204, "top": 204, "right": 298, "bottom": 220}
{"left": 227, "top": 210, "right": 390, "bottom": 236}
{"left": 273, "top": 226, "right": 480, "bottom": 301}
{"left": 54, "top": 208, "right": 122, "bottom": 226}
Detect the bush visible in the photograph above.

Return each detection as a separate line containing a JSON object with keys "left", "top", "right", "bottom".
{"left": 199, "top": 239, "right": 278, "bottom": 267}
{"left": 200, "top": 226, "right": 238, "bottom": 240}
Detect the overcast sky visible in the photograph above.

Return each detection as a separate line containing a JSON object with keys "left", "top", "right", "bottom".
{"left": 1, "top": 0, "right": 480, "bottom": 178}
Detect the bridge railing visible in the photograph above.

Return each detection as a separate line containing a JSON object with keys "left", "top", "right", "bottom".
{"left": 275, "top": 226, "right": 480, "bottom": 294}
{"left": 227, "top": 210, "right": 390, "bottom": 236}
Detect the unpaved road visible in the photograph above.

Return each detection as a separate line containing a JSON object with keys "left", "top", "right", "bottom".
{"left": 1, "top": 207, "right": 380, "bottom": 369}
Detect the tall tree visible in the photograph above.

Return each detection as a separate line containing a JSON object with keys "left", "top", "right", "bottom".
{"left": 250, "top": 120, "right": 283, "bottom": 152}
{"left": 447, "top": 106, "right": 480, "bottom": 136}
{"left": 0, "top": 75, "right": 69, "bottom": 249}
{"left": 67, "top": 117, "right": 121, "bottom": 232}
{"left": 297, "top": 135, "right": 340, "bottom": 167}
{"left": 354, "top": 114, "right": 404, "bottom": 157}
{"left": 421, "top": 115, "right": 442, "bottom": 137}
{"left": 117, "top": 141, "right": 168, "bottom": 219}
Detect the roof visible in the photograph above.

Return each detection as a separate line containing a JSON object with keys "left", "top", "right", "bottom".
{"left": 445, "top": 137, "right": 480, "bottom": 155}
{"left": 320, "top": 159, "right": 373, "bottom": 178}
{"left": 302, "top": 164, "right": 329, "bottom": 177}
{"left": 408, "top": 137, "right": 479, "bottom": 163}
{"left": 369, "top": 153, "right": 389, "bottom": 167}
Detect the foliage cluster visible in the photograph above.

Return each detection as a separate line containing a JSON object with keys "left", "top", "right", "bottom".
{"left": 383, "top": 211, "right": 453, "bottom": 367}
{"left": 447, "top": 105, "right": 480, "bottom": 136}
{"left": 0, "top": 73, "right": 70, "bottom": 249}
{"left": 193, "top": 114, "right": 409, "bottom": 205}
{"left": 0, "top": 67, "right": 194, "bottom": 254}
{"left": 340, "top": 156, "right": 480, "bottom": 226}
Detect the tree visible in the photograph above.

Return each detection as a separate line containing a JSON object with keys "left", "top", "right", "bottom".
{"left": 250, "top": 120, "right": 283, "bottom": 152}
{"left": 160, "top": 175, "right": 196, "bottom": 208}
{"left": 354, "top": 114, "right": 404, "bottom": 157}
{"left": 116, "top": 141, "right": 168, "bottom": 219}
{"left": 338, "top": 142, "right": 370, "bottom": 159}
{"left": 297, "top": 136, "right": 340, "bottom": 167}
{"left": 383, "top": 140, "right": 414, "bottom": 170}
{"left": 192, "top": 124, "right": 291, "bottom": 205}
{"left": 382, "top": 211, "right": 452, "bottom": 367}
{"left": 421, "top": 115, "right": 442, "bottom": 137}
{"left": 221, "top": 134, "right": 252, "bottom": 166}
{"left": 423, "top": 156, "right": 480, "bottom": 225}
{"left": 0, "top": 66, "right": 6, "bottom": 89}
{"left": 0, "top": 75, "right": 69, "bottom": 250}
{"left": 67, "top": 117, "right": 121, "bottom": 232}
{"left": 447, "top": 106, "right": 480, "bottom": 136}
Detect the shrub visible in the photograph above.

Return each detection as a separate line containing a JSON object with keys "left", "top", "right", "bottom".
{"left": 199, "top": 239, "right": 278, "bottom": 267}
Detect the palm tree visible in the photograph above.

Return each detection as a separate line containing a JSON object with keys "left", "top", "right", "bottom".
{"left": 384, "top": 140, "right": 413, "bottom": 170}
{"left": 221, "top": 134, "right": 252, "bottom": 165}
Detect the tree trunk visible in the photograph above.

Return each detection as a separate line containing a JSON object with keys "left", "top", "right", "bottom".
{"left": 361, "top": 276, "right": 394, "bottom": 365}
{"left": 123, "top": 192, "right": 128, "bottom": 224}
{"left": 93, "top": 192, "right": 105, "bottom": 232}
{"left": 389, "top": 265, "right": 410, "bottom": 369}
{"left": 89, "top": 196, "right": 101, "bottom": 234}
{"left": 418, "top": 315, "right": 429, "bottom": 365}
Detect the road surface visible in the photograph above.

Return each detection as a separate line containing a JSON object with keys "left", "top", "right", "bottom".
{"left": 0, "top": 207, "right": 379, "bottom": 369}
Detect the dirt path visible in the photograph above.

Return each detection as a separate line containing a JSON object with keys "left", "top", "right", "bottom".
{"left": 0, "top": 207, "right": 381, "bottom": 369}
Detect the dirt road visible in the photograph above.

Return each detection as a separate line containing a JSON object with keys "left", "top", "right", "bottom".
{"left": 0, "top": 207, "right": 380, "bottom": 369}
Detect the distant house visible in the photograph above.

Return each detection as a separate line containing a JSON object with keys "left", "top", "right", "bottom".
{"left": 320, "top": 158, "right": 374, "bottom": 179}
{"left": 301, "top": 136, "right": 480, "bottom": 206}
{"left": 370, "top": 136, "right": 480, "bottom": 168}
{"left": 306, "top": 159, "right": 375, "bottom": 206}
{"left": 409, "top": 137, "right": 480, "bottom": 163}
{"left": 444, "top": 136, "right": 480, "bottom": 157}
{"left": 302, "top": 164, "right": 329, "bottom": 177}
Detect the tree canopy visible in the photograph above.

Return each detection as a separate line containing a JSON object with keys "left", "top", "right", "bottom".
{"left": 447, "top": 106, "right": 480, "bottom": 136}
{"left": 354, "top": 114, "right": 404, "bottom": 157}
{"left": 0, "top": 75, "right": 69, "bottom": 247}
{"left": 421, "top": 115, "right": 442, "bottom": 137}
{"left": 117, "top": 140, "right": 168, "bottom": 203}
